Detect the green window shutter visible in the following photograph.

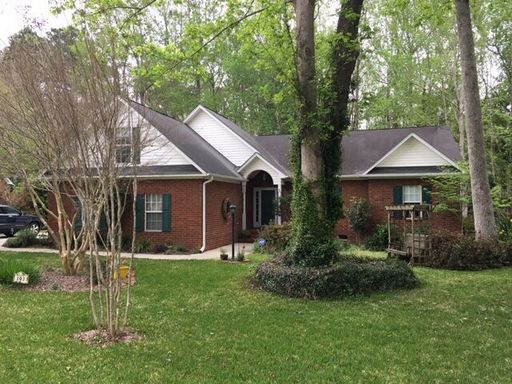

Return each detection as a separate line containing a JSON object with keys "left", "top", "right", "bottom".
{"left": 135, "top": 194, "right": 145, "bottom": 232}
{"left": 162, "top": 194, "right": 172, "bottom": 232}
{"left": 73, "top": 197, "right": 82, "bottom": 232}
{"left": 393, "top": 186, "right": 403, "bottom": 205}
{"left": 422, "top": 186, "right": 432, "bottom": 205}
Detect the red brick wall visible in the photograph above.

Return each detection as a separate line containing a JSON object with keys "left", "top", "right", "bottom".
{"left": 123, "top": 179, "right": 203, "bottom": 251}
{"left": 205, "top": 181, "right": 243, "bottom": 250}
{"left": 336, "top": 179, "right": 461, "bottom": 242}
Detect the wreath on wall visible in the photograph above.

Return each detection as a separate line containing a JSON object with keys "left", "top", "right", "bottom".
{"left": 221, "top": 198, "right": 231, "bottom": 220}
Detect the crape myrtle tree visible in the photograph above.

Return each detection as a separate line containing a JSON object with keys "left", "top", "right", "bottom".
{"left": 288, "top": 0, "right": 364, "bottom": 267}
{"left": 0, "top": 29, "right": 145, "bottom": 337}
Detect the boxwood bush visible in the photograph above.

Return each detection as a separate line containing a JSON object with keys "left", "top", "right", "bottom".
{"left": 427, "top": 232, "right": 512, "bottom": 270}
{"left": 253, "top": 257, "right": 418, "bottom": 299}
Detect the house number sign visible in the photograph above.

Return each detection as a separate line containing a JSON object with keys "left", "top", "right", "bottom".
{"left": 13, "top": 272, "right": 29, "bottom": 285}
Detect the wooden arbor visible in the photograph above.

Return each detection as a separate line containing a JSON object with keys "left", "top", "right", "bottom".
{"left": 385, "top": 204, "right": 432, "bottom": 266}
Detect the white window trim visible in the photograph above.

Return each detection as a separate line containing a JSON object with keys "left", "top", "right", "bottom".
{"left": 403, "top": 185, "right": 422, "bottom": 204}
{"left": 145, "top": 194, "right": 163, "bottom": 232}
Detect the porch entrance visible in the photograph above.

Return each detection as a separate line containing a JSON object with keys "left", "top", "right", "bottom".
{"left": 254, "top": 187, "right": 276, "bottom": 227}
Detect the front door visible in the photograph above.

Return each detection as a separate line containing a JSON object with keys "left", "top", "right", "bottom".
{"left": 254, "top": 188, "right": 276, "bottom": 227}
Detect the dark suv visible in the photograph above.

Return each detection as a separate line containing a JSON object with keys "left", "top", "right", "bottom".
{"left": 0, "top": 205, "right": 42, "bottom": 237}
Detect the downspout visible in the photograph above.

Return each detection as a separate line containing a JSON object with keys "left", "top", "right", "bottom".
{"left": 200, "top": 175, "right": 214, "bottom": 252}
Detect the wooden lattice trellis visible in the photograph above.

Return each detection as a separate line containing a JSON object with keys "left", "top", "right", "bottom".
{"left": 385, "top": 204, "right": 432, "bottom": 266}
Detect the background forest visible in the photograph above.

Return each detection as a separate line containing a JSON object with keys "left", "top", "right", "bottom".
{"left": 3, "top": 0, "right": 512, "bottom": 235}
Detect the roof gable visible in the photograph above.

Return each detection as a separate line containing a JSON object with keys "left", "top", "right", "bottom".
{"left": 364, "top": 133, "right": 459, "bottom": 174}
{"left": 128, "top": 101, "right": 243, "bottom": 181}
{"left": 184, "top": 106, "right": 255, "bottom": 166}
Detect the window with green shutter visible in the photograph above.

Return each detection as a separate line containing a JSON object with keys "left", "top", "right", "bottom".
{"left": 135, "top": 194, "right": 172, "bottom": 232}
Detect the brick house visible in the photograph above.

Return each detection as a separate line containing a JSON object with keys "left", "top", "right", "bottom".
{"left": 50, "top": 100, "right": 462, "bottom": 250}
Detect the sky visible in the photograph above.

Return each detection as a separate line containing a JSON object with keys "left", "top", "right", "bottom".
{"left": 0, "top": 0, "right": 71, "bottom": 48}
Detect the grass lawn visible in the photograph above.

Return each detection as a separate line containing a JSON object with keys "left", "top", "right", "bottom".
{"left": 1, "top": 251, "right": 511, "bottom": 383}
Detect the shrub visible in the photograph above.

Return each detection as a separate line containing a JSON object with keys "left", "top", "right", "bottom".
{"left": 151, "top": 243, "right": 168, "bottom": 254}
{"left": 4, "top": 229, "right": 37, "bottom": 248}
{"left": 346, "top": 198, "right": 370, "bottom": 236}
{"left": 236, "top": 248, "right": 245, "bottom": 262}
{"left": 365, "top": 224, "right": 388, "bottom": 251}
{"left": 253, "top": 257, "right": 418, "bottom": 299}
{"left": 257, "top": 222, "right": 292, "bottom": 253}
{"left": 428, "top": 232, "right": 510, "bottom": 270}
{"left": 0, "top": 258, "right": 40, "bottom": 285}
{"left": 165, "top": 244, "right": 188, "bottom": 255}
{"left": 135, "top": 239, "right": 151, "bottom": 253}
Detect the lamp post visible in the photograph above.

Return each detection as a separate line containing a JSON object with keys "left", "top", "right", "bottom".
{"left": 229, "top": 204, "right": 237, "bottom": 260}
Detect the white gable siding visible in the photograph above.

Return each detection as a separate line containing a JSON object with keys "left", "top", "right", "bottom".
{"left": 139, "top": 122, "right": 191, "bottom": 166}
{"left": 187, "top": 111, "right": 254, "bottom": 166}
{"left": 239, "top": 155, "right": 281, "bottom": 185}
{"left": 378, "top": 136, "right": 451, "bottom": 167}
{"left": 121, "top": 102, "right": 192, "bottom": 167}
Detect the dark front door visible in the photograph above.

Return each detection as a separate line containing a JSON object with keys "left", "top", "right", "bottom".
{"left": 260, "top": 189, "right": 276, "bottom": 226}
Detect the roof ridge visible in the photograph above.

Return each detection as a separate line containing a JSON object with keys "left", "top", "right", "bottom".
{"left": 347, "top": 125, "right": 448, "bottom": 133}
{"left": 126, "top": 98, "right": 182, "bottom": 122}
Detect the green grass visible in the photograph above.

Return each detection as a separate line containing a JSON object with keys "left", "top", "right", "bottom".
{"left": 0, "top": 251, "right": 511, "bottom": 383}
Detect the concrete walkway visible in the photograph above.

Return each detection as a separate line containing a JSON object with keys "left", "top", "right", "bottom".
{"left": 0, "top": 235, "right": 253, "bottom": 260}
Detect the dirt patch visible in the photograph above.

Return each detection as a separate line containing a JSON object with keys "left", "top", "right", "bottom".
{"left": 24, "top": 268, "right": 91, "bottom": 292}
{"left": 73, "top": 329, "right": 143, "bottom": 347}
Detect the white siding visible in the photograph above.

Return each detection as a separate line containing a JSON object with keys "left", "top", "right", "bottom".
{"left": 239, "top": 155, "right": 280, "bottom": 185}
{"left": 378, "top": 136, "right": 450, "bottom": 167}
{"left": 121, "top": 102, "right": 192, "bottom": 167}
{"left": 139, "top": 121, "right": 191, "bottom": 166}
{"left": 187, "top": 110, "right": 254, "bottom": 166}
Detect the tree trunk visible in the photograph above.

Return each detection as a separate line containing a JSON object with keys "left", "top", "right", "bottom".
{"left": 289, "top": 0, "right": 364, "bottom": 267}
{"left": 454, "top": 0, "right": 497, "bottom": 240}
{"left": 295, "top": 0, "right": 322, "bottom": 184}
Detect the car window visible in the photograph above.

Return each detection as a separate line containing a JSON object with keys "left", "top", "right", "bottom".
{"left": 5, "top": 207, "right": 19, "bottom": 214}
{"left": 0, "top": 207, "right": 5, "bottom": 214}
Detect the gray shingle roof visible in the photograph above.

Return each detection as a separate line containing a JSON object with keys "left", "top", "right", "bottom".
{"left": 128, "top": 100, "right": 243, "bottom": 180}
{"left": 253, "top": 126, "right": 461, "bottom": 176}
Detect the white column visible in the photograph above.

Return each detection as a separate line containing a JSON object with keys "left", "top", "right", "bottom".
{"left": 277, "top": 181, "right": 282, "bottom": 225}
{"left": 242, "top": 182, "right": 247, "bottom": 230}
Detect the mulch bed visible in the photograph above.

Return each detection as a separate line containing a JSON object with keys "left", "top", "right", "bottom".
{"left": 72, "top": 329, "right": 143, "bottom": 347}
{"left": 23, "top": 268, "right": 136, "bottom": 292}
{"left": 24, "top": 268, "right": 91, "bottom": 292}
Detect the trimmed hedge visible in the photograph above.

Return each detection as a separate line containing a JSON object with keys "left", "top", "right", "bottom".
{"left": 253, "top": 257, "right": 419, "bottom": 299}
{"left": 427, "top": 232, "right": 512, "bottom": 270}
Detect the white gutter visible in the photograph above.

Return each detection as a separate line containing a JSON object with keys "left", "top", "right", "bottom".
{"left": 200, "top": 176, "right": 214, "bottom": 252}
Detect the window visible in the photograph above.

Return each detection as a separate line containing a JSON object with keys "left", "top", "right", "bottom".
{"left": 145, "top": 194, "right": 163, "bottom": 231}
{"left": 115, "top": 126, "right": 140, "bottom": 164}
{"left": 403, "top": 185, "right": 422, "bottom": 204}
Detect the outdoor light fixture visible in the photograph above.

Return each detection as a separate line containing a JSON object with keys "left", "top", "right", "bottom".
{"left": 229, "top": 204, "right": 237, "bottom": 260}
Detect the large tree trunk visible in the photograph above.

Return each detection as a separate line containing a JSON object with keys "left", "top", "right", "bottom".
{"left": 454, "top": 0, "right": 497, "bottom": 240}
{"left": 295, "top": 0, "right": 322, "bottom": 183}
{"left": 289, "top": 0, "right": 364, "bottom": 267}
